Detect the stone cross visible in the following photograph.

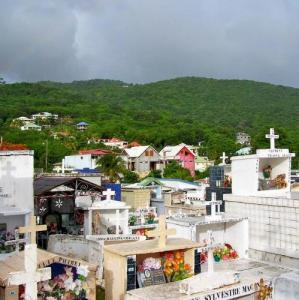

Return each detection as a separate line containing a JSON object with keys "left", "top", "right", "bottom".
{"left": 266, "top": 128, "right": 279, "bottom": 150}
{"left": 103, "top": 188, "right": 115, "bottom": 201}
{"left": 19, "top": 215, "right": 47, "bottom": 244}
{"left": 8, "top": 244, "right": 51, "bottom": 300}
{"left": 4, "top": 229, "right": 26, "bottom": 255}
{"left": 147, "top": 215, "right": 176, "bottom": 248}
{"left": 220, "top": 152, "right": 228, "bottom": 165}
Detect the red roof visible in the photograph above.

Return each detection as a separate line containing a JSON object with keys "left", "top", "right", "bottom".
{"left": 79, "top": 149, "right": 112, "bottom": 156}
{"left": 0, "top": 142, "right": 28, "bottom": 151}
{"left": 110, "top": 137, "right": 123, "bottom": 142}
{"left": 128, "top": 141, "right": 141, "bottom": 147}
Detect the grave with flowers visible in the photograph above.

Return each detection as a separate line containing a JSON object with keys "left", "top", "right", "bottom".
{"left": 104, "top": 215, "right": 202, "bottom": 300}
{"left": 128, "top": 207, "right": 159, "bottom": 238}
{"left": 0, "top": 215, "right": 97, "bottom": 300}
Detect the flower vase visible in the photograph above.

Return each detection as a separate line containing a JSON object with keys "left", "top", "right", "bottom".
{"left": 63, "top": 292, "right": 75, "bottom": 300}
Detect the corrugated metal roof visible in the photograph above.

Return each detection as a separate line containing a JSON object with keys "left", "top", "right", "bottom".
{"left": 34, "top": 176, "right": 103, "bottom": 195}
{"left": 159, "top": 143, "right": 195, "bottom": 159}
{"left": 123, "top": 145, "right": 150, "bottom": 158}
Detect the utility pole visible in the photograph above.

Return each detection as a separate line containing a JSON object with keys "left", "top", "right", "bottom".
{"left": 45, "top": 139, "right": 48, "bottom": 172}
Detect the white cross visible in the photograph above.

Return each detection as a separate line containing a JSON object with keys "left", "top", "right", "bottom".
{"left": 220, "top": 152, "right": 228, "bottom": 165}
{"left": 147, "top": 215, "right": 176, "bottom": 248}
{"left": 4, "top": 229, "right": 26, "bottom": 255}
{"left": 8, "top": 244, "right": 51, "bottom": 300}
{"left": 103, "top": 188, "right": 115, "bottom": 201}
{"left": 266, "top": 128, "right": 279, "bottom": 150}
{"left": 19, "top": 215, "right": 47, "bottom": 244}
{"left": 204, "top": 193, "right": 222, "bottom": 219}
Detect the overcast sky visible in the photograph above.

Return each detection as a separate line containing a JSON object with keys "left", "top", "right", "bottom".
{"left": 1, "top": 0, "right": 299, "bottom": 87}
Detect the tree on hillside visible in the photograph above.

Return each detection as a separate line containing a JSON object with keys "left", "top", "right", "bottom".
{"left": 163, "top": 161, "right": 193, "bottom": 181}
{"left": 97, "top": 154, "right": 125, "bottom": 183}
{"left": 0, "top": 77, "right": 5, "bottom": 84}
{"left": 122, "top": 170, "right": 139, "bottom": 183}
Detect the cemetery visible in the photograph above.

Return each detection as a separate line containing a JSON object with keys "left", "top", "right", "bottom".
{"left": 1, "top": 128, "right": 299, "bottom": 300}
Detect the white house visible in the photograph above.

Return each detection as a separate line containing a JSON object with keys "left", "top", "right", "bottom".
{"left": 236, "top": 132, "right": 251, "bottom": 145}
{"left": 31, "top": 112, "right": 58, "bottom": 120}
{"left": 76, "top": 122, "right": 89, "bottom": 131}
{"left": 0, "top": 150, "right": 34, "bottom": 242}
{"left": 14, "top": 116, "right": 33, "bottom": 124}
{"left": 100, "top": 137, "right": 128, "bottom": 149}
{"left": 20, "top": 122, "right": 42, "bottom": 131}
{"left": 63, "top": 154, "right": 98, "bottom": 172}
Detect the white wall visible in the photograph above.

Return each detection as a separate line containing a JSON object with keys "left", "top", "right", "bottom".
{"left": 232, "top": 157, "right": 258, "bottom": 196}
{"left": 0, "top": 151, "right": 34, "bottom": 211}
{"left": 225, "top": 194, "right": 299, "bottom": 267}
{"left": 64, "top": 154, "right": 95, "bottom": 170}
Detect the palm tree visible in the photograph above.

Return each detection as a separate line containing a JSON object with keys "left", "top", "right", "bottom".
{"left": 97, "top": 154, "right": 125, "bottom": 183}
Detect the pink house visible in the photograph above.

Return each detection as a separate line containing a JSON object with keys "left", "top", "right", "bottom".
{"left": 159, "top": 143, "right": 196, "bottom": 176}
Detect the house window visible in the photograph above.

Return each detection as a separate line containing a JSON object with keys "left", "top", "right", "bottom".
{"left": 145, "top": 149, "right": 154, "bottom": 157}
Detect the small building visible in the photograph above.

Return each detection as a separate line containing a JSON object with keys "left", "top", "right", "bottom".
{"left": 236, "top": 132, "right": 251, "bottom": 145}
{"left": 31, "top": 112, "right": 58, "bottom": 120}
{"left": 100, "top": 137, "right": 128, "bottom": 149}
{"left": 160, "top": 143, "right": 195, "bottom": 176}
{"left": 63, "top": 154, "right": 98, "bottom": 172}
{"left": 235, "top": 146, "right": 252, "bottom": 156}
{"left": 20, "top": 122, "right": 41, "bottom": 131}
{"left": 13, "top": 116, "right": 32, "bottom": 124}
{"left": 76, "top": 122, "right": 89, "bottom": 131}
{"left": 121, "top": 146, "right": 160, "bottom": 177}
{"left": 121, "top": 187, "right": 151, "bottom": 209}
{"left": 195, "top": 156, "right": 214, "bottom": 172}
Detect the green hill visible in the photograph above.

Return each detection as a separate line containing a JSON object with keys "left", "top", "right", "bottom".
{"left": 0, "top": 77, "right": 298, "bottom": 169}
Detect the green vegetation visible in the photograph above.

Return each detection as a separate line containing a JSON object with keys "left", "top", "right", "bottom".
{"left": 0, "top": 77, "right": 298, "bottom": 169}
{"left": 97, "top": 154, "right": 125, "bottom": 183}
{"left": 163, "top": 161, "right": 194, "bottom": 181}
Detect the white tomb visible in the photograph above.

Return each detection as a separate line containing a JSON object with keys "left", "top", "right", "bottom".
{"left": 231, "top": 128, "right": 294, "bottom": 198}
{"left": 84, "top": 189, "right": 130, "bottom": 236}
{"left": 225, "top": 128, "right": 299, "bottom": 268}
{"left": 167, "top": 214, "right": 248, "bottom": 259}
{"left": 0, "top": 151, "right": 34, "bottom": 235}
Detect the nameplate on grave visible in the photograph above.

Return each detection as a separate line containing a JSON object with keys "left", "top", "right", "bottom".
{"left": 257, "top": 149, "right": 292, "bottom": 158}
{"left": 0, "top": 187, "right": 10, "bottom": 199}
{"left": 86, "top": 234, "right": 146, "bottom": 241}
{"left": 185, "top": 282, "right": 257, "bottom": 300}
{"left": 137, "top": 268, "right": 166, "bottom": 288}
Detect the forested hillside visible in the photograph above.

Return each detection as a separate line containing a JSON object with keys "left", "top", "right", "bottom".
{"left": 0, "top": 77, "right": 298, "bottom": 169}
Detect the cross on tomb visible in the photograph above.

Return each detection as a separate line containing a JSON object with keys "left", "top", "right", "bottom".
{"left": 19, "top": 215, "right": 47, "bottom": 244}
{"left": 1, "top": 160, "right": 16, "bottom": 179}
{"left": 210, "top": 192, "right": 222, "bottom": 217}
{"left": 147, "top": 215, "right": 176, "bottom": 248}
{"left": 5, "top": 229, "right": 26, "bottom": 255}
{"left": 8, "top": 244, "right": 51, "bottom": 300}
{"left": 220, "top": 152, "right": 228, "bottom": 165}
{"left": 103, "top": 188, "right": 115, "bottom": 201}
{"left": 266, "top": 128, "right": 279, "bottom": 150}
{"left": 204, "top": 193, "right": 222, "bottom": 219}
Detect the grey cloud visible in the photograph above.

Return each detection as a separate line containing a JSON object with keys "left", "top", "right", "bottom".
{"left": 1, "top": 0, "right": 299, "bottom": 87}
